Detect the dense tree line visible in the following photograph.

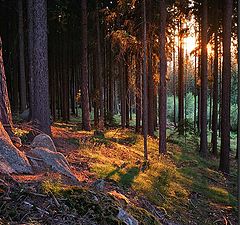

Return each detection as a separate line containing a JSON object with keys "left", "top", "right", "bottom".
{"left": 0, "top": 0, "right": 239, "bottom": 175}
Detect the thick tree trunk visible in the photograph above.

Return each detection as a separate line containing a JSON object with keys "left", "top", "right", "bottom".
{"left": 219, "top": 0, "right": 233, "bottom": 174}
{"left": 18, "top": 0, "right": 27, "bottom": 112}
{"left": 200, "top": 0, "right": 208, "bottom": 157}
{"left": 0, "top": 36, "right": 13, "bottom": 134}
{"left": 81, "top": 0, "right": 91, "bottom": 131}
{"left": 159, "top": 0, "right": 167, "bottom": 154}
{"left": 237, "top": 0, "right": 240, "bottom": 160}
{"left": 31, "top": 0, "right": 51, "bottom": 135}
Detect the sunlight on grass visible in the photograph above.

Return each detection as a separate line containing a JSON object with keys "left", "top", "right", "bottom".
{"left": 72, "top": 128, "right": 237, "bottom": 224}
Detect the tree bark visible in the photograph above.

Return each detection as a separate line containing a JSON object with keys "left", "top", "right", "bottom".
{"left": 178, "top": 20, "right": 184, "bottom": 135}
{"left": 18, "top": 0, "right": 27, "bottom": 112}
{"left": 219, "top": 0, "right": 233, "bottom": 174}
{"left": 81, "top": 0, "right": 91, "bottom": 131}
{"left": 0, "top": 36, "right": 13, "bottom": 134}
{"left": 143, "top": 0, "right": 148, "bottom": 161}
{"left": 96, "top": 3, "right": 104, "bottom": 130}
{"left": 237, "top": 0, "right": 240, "bottom": 160}
{"left": 159, "top": 0, "right": 167, "bottom": 154}
{"left": 199, "top": 0, "right": 208, "bottom": 157}
{"left": 31, "top": 0, "right": 51, "bottom": 135}
{"left": 135, "top": 58, "right": 141, "bottom": 133}
{"left": 211, "top": 24, "right": 219, "bottom": 157}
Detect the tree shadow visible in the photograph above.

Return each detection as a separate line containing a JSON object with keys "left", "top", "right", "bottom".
{"left": 106, "top": 165, "right": 140, "bottom": 188}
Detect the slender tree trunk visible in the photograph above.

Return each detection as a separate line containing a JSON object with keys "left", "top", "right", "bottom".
{"left": 148, "top": 42, "right": 154, "bottom": 136}
{"left": 27, "top": 0, "right": 34, "bottom": 120}
{"left": 31, "top": 0, "right": 51, "bottom": 135}
{"left": 200, "top": 0, "right": 208, "bottom": 157}
{"left": 143, "top": 0, "right": 148, "bottom": 161}
{"left": 136, "top": 58, "right": 141, "bottom": 133}
{"left": 120, "top": 60, "right": 126, "bottom": 128}
{"left": 211, "top": 29, "right": 219, "bottom": 157}
{"left": 159, "top": 0, "right": 167, "bottom": 154}
{"left": 81, "top": 0, "right": 91, "bottom": 131}
{"left": 0, "top": 36, "right": 13, "bottom": 134}
{"left": 173, "top": 47, "right": 176, "bottom": 127}
{"left": 18, "top": 0, "right": 27, "bottom": 112}
{"left": 125, "top": 61, "right": 130, "bottom": 128}
{"left": 178, "top": 20, "right": 184, "bottom": 135}
{"left": 219, "top": 0, "right": 233, "bottom": 174}
{"left": 194, "top": 42, "right": 197, "bottom": 132}
{"left": 96, "top": 4, "right": 104, "bottom": 130}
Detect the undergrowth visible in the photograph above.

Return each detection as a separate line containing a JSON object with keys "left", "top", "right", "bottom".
{"left": 70, "top": 128, "right": 237, "bottom": 225}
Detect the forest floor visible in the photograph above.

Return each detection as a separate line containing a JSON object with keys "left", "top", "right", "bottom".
{"left": 0, "top": 121, "right": 238, "bottom": 225}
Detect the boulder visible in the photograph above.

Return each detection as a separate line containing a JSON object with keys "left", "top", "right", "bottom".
{"left": 0, "top": 123, "right": 32, "bottom": 174}
{"left": 31, "top": 134, "right": 57, "bottom": 152}
{"left": 27, "top": 147, "right": 79, "bottom": 183}
{"left": 20, "top": 109, "right": 30, "bottom": 121}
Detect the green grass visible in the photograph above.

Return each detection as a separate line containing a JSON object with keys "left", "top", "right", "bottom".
{"left": 73, "top": 128, "right": 237, "bottom": 224}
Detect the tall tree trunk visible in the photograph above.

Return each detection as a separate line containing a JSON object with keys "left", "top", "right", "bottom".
{"left": 96, "top": 3, "right": 104, "bottom": 130}
{"left": 199, "top": 0, "right": 208, "bottom": 157}
{"left": 147, "top": 0, "right": 154, "bottom": 136}
{"left": 148, "top": 41, "right": 154, "bottom": 136}
{"left": 0, "top": 36, "right": 13, "bottom": 134}
{"left": 237, "top": 0, "right": 240, "bottom": 160}
{"left": 135, "top": 58, "right": 141, "bottom": 133}
{"left": 159, "top": 0, "right": 167, "bottom": 154}
{"left": 237, "top": 0, "right": 240, "bottom": 216}
{"left": 31, "top": 0, "right": 51, "bottom": 135}
{"left": 18, "top": 0, "right": 27, "bottom": 112}
{"left": 178, "top": 20, "right": 184, "bottom": 135}
{"left": 143, "top": 0, "right": 148, "bottom": 161}
{"left": 120, "top": 59, "right": 126, "bottom": 128}
{"left": 81, "top": 0, "right": 91, "bottom": 131}
{"left": 173, "top": 47, "right": 176, "bottom": 127}
{"left": 125, "top": 61, "right": 130, "bottom": 128}
{"left": 194, "top": 40, "right": 197, "bottom": 132}
{"left": 211, "top": 29, "right": 219, "bottom": 157}
{"left": 219, "top": 0, "right": 233, "bottom": 174}
{"left": 27, "top": 0, "right": 34, "bottom": 120}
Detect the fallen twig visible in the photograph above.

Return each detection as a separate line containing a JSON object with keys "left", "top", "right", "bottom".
{"left": 23, "top": 201, "right": 49, "bottom": 215}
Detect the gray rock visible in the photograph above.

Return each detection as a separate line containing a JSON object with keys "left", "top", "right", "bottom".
{"left": 27, "top": 147, "right": 79, "bottom": 183}
{"left": 31, "top": 134, "right": 57, "bottom": 152}
{"left": 0, "top": 123, "right": 32, "bottom": 174}
{"left": 20, "top": 109, "right": 30, "bottom": 121}
{"left": 117, "top": 208, "right": 138, "bottom": 225}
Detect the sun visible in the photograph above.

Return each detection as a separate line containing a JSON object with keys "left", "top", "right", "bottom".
{"left": 184, "top": 36, "right": 196, "bottom": 54}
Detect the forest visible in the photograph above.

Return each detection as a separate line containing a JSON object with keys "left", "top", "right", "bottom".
{"left": 0, "top": 0, "right": 239, "bottom": 224}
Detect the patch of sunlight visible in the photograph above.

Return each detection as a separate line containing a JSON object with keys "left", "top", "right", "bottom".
{"left": 91, "top": 163, "right": 117, "bottom": 179}
{"left": 207, "top": 186, "right": 236, "bottom": 206}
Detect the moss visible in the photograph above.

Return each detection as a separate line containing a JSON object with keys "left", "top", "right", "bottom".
{"left": 49, "top": 186, "right": 161, "bottom": 224}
